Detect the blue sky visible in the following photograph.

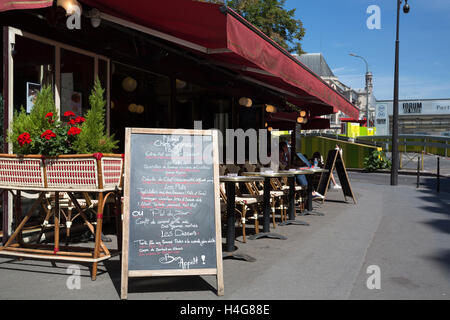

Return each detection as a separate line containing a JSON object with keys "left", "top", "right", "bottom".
{"left": 285, "top": 0, "right": 450, "bottom": 100}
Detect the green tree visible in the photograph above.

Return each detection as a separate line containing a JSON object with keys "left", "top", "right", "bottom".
{"left": 226, "top": 0, "right": 306, "bottom": 54}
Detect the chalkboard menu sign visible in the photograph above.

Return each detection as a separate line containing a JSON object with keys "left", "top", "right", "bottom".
{"left": 317, "top": 149, "right": 356, "bottom": 204}
{"left": 121, "top": 128, "right": 224, "bottom": 299}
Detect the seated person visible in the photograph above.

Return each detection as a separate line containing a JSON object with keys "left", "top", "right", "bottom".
{"left": 288, "top": 150, "right": 325, "bottom": 200}
{"left": 311, "top": 151, "right": 341, "bottom": 190}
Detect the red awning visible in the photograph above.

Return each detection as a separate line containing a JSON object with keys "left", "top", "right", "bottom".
{"left": 301, "top": 117, "right": 330, "bottom": 130}
{"left": 1, "top": 0, "right": 359, "bottom": 118}
{"left": 79, "top": 0, "right": 359, "bottom": 119}
{"left": 0, "top": 0, "right": 53, "bottom": 11}
{"left": 267, "top": 112, "right": 330, "bottom": 130}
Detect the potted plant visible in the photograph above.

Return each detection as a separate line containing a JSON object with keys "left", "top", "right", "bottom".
{"left": 2, "top": 79, "right": 123, "bottom": 190}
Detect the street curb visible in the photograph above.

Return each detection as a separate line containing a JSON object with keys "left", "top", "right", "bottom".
{"left": 347, "top": 168, "right": 450, "bottom": 178}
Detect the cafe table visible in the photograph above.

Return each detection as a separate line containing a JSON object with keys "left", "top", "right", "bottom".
{"left": 277, "top": 169, "right": 314, "bottom": 226}
{"left": 220, "top": 175, "right": 264, "bottom": 262}
{"left": 300, "top": 167, "right": 329, "bottom": 216}
{"left": 241, "top": 171, "right": 294, "bottom": 241}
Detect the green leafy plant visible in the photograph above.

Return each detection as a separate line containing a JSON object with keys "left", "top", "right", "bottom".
{"left": 72, "top": 78, "right": 118, "bottom": 154}
{"left": 8, "top": 80, "right": 116, "bottom": 156}
{"left": 8, "top": 86, "right": 59, "bottom": 154}
{"left": 363, "top": 150, "right": 392, "bottom": 172}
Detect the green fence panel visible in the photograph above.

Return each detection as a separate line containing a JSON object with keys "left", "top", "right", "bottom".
{"left": 298, "top": 136, "right": 379, "bottom": 169}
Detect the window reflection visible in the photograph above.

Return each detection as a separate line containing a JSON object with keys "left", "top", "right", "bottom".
{"left": 60, "top": 49, "right": 94, "bottom": 117}
{"left": 13, "top": 36, "right": 54, "bottom": 114}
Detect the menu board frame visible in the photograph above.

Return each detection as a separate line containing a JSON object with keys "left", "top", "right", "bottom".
{"left": 120, "top": 128, "right": 224, "bottom": 299}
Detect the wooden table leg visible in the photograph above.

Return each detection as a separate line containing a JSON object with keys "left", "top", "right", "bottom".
{"left": 54, "top": 192, "right": 60, "bottom": 254}
{"left": 115, "top": 190, "right": 122, "bottom": 252}
{"left": 1, "top": 193, "right": 44, "bottom": 250}
{"left": 14, "top": 191, "right": 25, "bottom": 246}
{"left": 92, "top": 192, "right": 104, "bottom": 281}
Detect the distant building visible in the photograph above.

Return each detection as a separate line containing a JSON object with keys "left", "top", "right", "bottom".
{"left": 295, "top": 53, "right": 374, "bottom": 133}
{"left": 375, "top": 98, "right": 450, "bottom": 136}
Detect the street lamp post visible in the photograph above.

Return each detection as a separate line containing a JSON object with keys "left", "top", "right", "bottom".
{"left": 391, "top": 0, "right": 410, "bottom": 186}
{"left": 349, "top": 53, "right": 370, "bottom": 127}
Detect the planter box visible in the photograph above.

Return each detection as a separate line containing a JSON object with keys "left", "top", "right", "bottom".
{"left": 0, "top": 153, "right": 124, "bottom": 191}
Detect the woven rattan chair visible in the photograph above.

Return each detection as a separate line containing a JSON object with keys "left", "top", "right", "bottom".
{"left": 220, "top": 183, "right": 262, "bottom": 243}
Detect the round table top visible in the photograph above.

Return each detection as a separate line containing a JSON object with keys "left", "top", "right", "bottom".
{"left": 242, "top": 171, "right": 296, "bottom": 178}
{"left": 307, "top": 168, "right": 329, "bottom": 173}
{"left": 279, "top": 168, "right": 329, "bottom": 175}
{"left": 220, "top": 175, "right": 264, "bottom": 182}
{"left": 278, "top": 169, "right": 314, "bottom": 175}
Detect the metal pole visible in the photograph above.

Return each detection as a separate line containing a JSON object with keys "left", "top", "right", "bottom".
{"left": 416, "top": 155, "right": 420, "bottom": 188}
{"left": 391, "top": 0, "right": 401, "bottom": 186}
{"left": 437, "top": 157, "right": 440, "bottom": 193}
{"left": 349, "top": 53, "right": 369, "bottom": 126}
{"left": 366, "top": 72, "right": 370, "bottom": 127}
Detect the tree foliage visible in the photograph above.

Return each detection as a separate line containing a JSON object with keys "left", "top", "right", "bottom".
{"left": 72, "top": 78, "right": 118, "bottom": 154}
{"left": 225, "top": 0, "right": 306, "bottom": 54}
{"left": 8, "top": 86, "right": 58, "bottom": 154}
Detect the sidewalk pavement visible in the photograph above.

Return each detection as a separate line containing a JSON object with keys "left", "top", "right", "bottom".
{"left": 0, "top": 174, "right": 449, "bottom": 300}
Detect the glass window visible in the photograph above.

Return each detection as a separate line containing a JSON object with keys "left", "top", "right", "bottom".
{"left": 98, "top": 59, "right": 108, "bottom": 92}
{"left": 60, "top": 48, "right": 94, "bottom": 117}
{"left": 13, "top": 35, "right": 54, "bottom": 114}
{"left": 110, "top": 63, "right": 170, "bottom": 151}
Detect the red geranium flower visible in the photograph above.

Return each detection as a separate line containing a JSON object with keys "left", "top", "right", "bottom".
{"left": 64, "top": 111, "right": 76, "bottom": 118}
{"left": 74, "top": 116, "right": 85, "bottom": 124}
{"left": 41, "top": 129, "right": 56, "bottom": 140}
{"left": 68, "top": 119, "right": 76, "bottom": 125}
{"left": 67, "top": 126, "right": 81, "bottom": 136}
{"left": 45, "top": 112, "right": 55, "bottom": 123}
{"left": 18, "top": 132, "right": 31, "bottom": 147}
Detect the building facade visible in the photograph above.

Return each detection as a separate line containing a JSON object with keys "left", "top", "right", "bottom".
{"left": 296, "top": 53, "right": 375, "bottom": 133}
{"left": 375, "top": 99, "right": 450, "bottom": 136}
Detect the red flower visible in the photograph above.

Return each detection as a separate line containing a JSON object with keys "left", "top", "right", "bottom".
{"left": 45, "top": 112, "right": 55, "bottom": 123}
{"left": 18, "top": 132, "right": 31, "bottom": 147}
{"left": 64, "top": 111, "right": 76, "bottom": 118}
{"left": 74, "top": 116, "right": 85, "bottom": 124}
{"left": 67, "top": 126, "right": 81, "bottom": 136}
{"left": 41, "top": 129, "right": 56, "bottom": 140}
{"left": 68, "top": 119, "right": 76, "bottom": 125}
{"left": 93, "top": 153, "right": 103, "bottom": 160}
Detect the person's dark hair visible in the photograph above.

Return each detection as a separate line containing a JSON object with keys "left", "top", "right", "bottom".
{"left": 279, "top": 141, "right": 288, "bottom": 150}
{"left": 312, "top": 151, "right": 321, "bottom": 159}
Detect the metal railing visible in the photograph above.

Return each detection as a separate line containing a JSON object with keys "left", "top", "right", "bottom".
{"left": 357, "top": 134, "right": 450, "bottom": 157}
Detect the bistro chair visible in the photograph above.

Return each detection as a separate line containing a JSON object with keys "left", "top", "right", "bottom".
{"left": 219, "top": 183, "right": 262, "bottom": 243}
{"left": 276, "top": 176, "right": 307, "bottom": 213}
{"left": 243, "top": 178, "right": 285, "bottom": 229}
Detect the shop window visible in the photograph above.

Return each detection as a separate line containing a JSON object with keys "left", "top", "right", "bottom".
{"left": 13, "top": 35, "right": 54, "bottom": 114}
{"left": 110, "top": 63, "right": 170, "bottom": 151}
{"left": 98, "top": 59, "right": 108, "bottom": 92}
{"left": 60, "top": 48, "right": 94, "bottom": 117}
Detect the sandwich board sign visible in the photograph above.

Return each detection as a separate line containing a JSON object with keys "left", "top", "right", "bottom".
{"left": 121, "top": 128, "right": 224, "bottom": 299}
{"left": 317, "top": 149, "right": 357, "bottom": 204}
